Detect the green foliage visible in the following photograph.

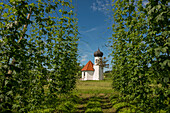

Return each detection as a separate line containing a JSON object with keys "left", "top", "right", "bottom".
{"left": 85, "top": 107, "right": 103, "bottom": 113}
{"left": 113, "top": 102, "right": 131, "bottom": 112}
{"left": 57, "top": 101, "right": 77, "bottom": 113}
{"left": 75, "top": 63, "right": 82, "bottom": 78}
{"left": 85, "top": 101, "right": 103, "bottom": 113}
{"left": 29, "top": 108, "right": 55, "bottom": 113}
{"left": 86, "top": 101, "right": 101, "bottom": 108}
{"left": 0, "top": 0, "right": 79, "bottom": 112}
{"left": 103, "top": 72, "right": 112, "bottom": 79}
{"left": 111, "top": 0, "right": 169, "bottom": 112}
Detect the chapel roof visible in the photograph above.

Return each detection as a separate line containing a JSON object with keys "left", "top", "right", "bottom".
{"left": 81, "top": 60, "right": 94, "bottom": 71}
{"left": 94, "top": 48, "right": 103, "bottom": 57}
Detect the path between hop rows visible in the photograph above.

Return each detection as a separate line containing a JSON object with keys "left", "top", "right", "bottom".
{"left": 76, "top": 93, "right": 116, "bottom": 113}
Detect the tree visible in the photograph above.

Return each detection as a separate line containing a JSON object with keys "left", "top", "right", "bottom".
{"left": 145, "top": 0, "right": 170, "bottom": 111}
{"left": 111, "top": 0, "right": 169, "bottom": 112}
{"left": 0, "top": 0, "right": 79, "bottom": 112}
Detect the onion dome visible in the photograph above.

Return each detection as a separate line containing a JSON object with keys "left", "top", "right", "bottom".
{"left": 94, "top": 48, "right": 103, "bottom": 57}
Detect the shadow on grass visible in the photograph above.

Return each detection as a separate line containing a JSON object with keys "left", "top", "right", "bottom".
{"left": 76, "top": 94, "right": 114, "bottom": 113}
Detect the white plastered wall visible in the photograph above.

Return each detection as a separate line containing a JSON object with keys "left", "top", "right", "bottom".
{"left": 82, "top": 71, "right": 94, "bottom": 80}
{"left": 82, "top": 71, "right": 85, "bottom": 80}
{"left": 93, "top": 57, "right": 103, "bottom": 80}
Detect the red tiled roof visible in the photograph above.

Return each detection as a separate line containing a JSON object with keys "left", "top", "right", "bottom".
{"left": 81, "top": 60, "right": 94, "bottom": 71}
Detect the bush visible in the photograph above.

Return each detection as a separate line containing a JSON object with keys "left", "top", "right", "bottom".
{"left": 85, "top": 107, "right": 103, "bottom": 113}
{"left": 86, "top": 101, "right": 101, "bottom": 109}
{"left": 103, "top": 73, "right": 112, "bottom": 79}
{"left": 56, "top": 101, "right": 76, "bottom": 113}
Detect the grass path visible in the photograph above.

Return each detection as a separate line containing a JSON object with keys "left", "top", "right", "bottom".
{"left": 73, "top": 79, "right": 117, "bottom": 113}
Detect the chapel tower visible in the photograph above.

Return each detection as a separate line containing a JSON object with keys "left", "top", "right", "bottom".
{"left": 93, "top": 48, "right": 103, "bottom": 80}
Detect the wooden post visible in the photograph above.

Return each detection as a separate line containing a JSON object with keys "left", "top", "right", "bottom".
{"left": 8, "top": 8, "right": 32, "bottom": 74}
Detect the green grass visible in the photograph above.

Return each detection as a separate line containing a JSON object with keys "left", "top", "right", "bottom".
{"left": 74, "top": 79, "right": 114, "bottom": 94}
{"left": 73, "top": 78, "right": 117, "bottom": 113}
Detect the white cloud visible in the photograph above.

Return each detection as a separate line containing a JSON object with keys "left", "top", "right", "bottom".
{"left": 78, "top": 41, "right": 94, "bottom": 64}
{"left": 81, "top": 27, "right": 97, "bottom": 33}
{"left": 91, "top": 3, "right": 97, "bottom": 11}
{"left": 91, "top": 0, "right": 113, "bottom": 16}
{"left": 81, "top": 54, "right": 87, "bottom": 62}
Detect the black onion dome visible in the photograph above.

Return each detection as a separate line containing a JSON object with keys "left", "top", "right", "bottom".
{"left": 94, "top": 48, "right": 103, "bottom": 57}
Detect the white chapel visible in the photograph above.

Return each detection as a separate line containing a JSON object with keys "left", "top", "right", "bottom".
{"left": 81, "top": 48, "right": 104, "bottom": 80}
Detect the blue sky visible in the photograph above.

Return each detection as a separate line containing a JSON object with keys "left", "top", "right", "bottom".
{"left": 75, "top": 0, "right": 113, "bottom": 71}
